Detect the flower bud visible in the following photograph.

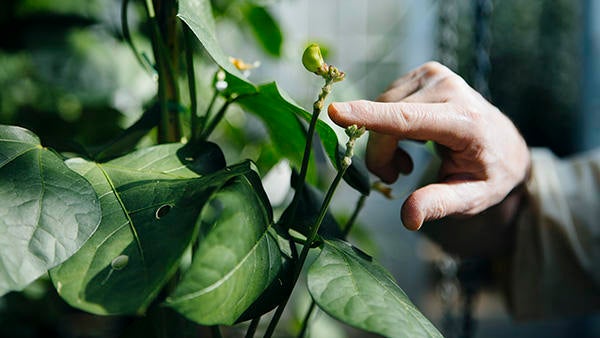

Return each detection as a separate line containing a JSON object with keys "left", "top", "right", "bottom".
{"left": 341, "top": 156, "right": 352, "bottom": 169}
{"left": 302, "top": 43, "right": 325, "bottom": 73}
{"left": 345, "top": 125, "right": 366, "bottom": 139}
{"left": 372, "top": 181, "right": 394, "bottom": 199}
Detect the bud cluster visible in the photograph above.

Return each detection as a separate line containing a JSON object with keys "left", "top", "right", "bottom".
{"left": 341, "top": 124, "right": 366, "bottom": 169}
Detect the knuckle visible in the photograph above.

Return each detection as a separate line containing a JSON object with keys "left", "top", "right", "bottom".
{"left": 395, "top": 103, "right": 415, "bottom": 131}
{"left": 437, "top": 75, "right": 460, "bottom": 91}
{"left": 421, "top": 61, "right": 449, "bottom": 77}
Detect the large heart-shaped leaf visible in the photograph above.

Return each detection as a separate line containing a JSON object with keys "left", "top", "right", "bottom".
{"left": 0, "top": 125, "right": 101, "bottom": 296}
{"left": 308, "top": 239, "right": 443, "bottom": 338}
{"left": 166, "top": 171, "right": 282, "bottom": 325}
{"left": 49, "top": 143, "right": 250, "bottom": 315}
{"left": 178, "top": 0, "right": 370, "bottom": 195}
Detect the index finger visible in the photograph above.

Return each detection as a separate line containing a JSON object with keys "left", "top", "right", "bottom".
{"left": 328, "top": 100, "right": 473, "bottom": 151}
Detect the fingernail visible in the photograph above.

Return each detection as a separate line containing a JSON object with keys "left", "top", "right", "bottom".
{"left": 332, "top": 102, "right": 351, "bottom": 115}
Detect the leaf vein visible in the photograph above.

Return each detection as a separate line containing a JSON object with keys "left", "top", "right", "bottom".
{"left": 95, "top": 164, "right": 146, "bottom": 263}
{"left": 168, "top": 227, "right": 271, "bottom": 303}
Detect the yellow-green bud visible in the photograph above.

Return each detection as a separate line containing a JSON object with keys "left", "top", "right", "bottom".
{"left": 302, "top": 43, "right": 325, "bottom": 73}
{"left": 341, "top": 156, "right": 352, "bottom": 169}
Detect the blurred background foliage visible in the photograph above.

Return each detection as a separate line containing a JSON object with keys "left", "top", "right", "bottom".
{"left": 0, "top": 0, "right": 597, "bottom": 337}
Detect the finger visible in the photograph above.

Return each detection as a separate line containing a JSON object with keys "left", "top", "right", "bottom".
{"left": 365, "top": 133, "right": 399, "bottom": 183}
{"left": 394, "top": 147, "right": 414, "bottom": 175}
{"left": 366, "top": 134, "right": 414, "bottom": 183}
{"left": 401, "top": 180, "right": 492, "bottom": 230}
{"left": 379, "top": 61, "right": 451, "bottom": 102}
{"left": 400, "top": 78, "right": 451, "bottom": 103}
{"left": 328, "top": 100, "right": 472, "bottom": 151}
{"left": 377, "top": 75, "right": 422, "bottom": 102}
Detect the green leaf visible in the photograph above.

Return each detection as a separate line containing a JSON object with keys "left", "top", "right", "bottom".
{"left": 235, "top": 254, "right": 292, "bottom": 323}
{"left": 178, "top": 0, "right": 369, "bottom": 192}
{"left": 308, "top": 239, "right": 443, "bottom": 338}
{"left": 178, "top": 0, "right": 256, "bottom": 96}
{"left": 49, "top": 143, "right": 250, "bottom": 315}
{"left": 241, "top": 5, "right": 283, "bottom": 57}
{"left": 0, "top": 125, "right": 101, "bottom": 296}
{"left": 236, "top": 83, "right": 308, "bottom": 168}
{"left": 166, "top": 170, "right": 281, "bottom": 325}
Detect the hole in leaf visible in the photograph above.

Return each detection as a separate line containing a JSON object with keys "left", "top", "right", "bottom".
{"left": 155, "top": 204, "right": 172, "bottom": 219}
{"left": 111, "top": 255, "right": 129, "bottom": 270}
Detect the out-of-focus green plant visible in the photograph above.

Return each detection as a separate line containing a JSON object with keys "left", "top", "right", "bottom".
{"left": 0, "top": 1, "right": 442, "bottom": 337}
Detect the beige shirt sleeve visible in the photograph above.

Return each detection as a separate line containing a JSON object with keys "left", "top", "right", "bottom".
{"left": 510, "top": 148, "right": 600, "bottom": 319}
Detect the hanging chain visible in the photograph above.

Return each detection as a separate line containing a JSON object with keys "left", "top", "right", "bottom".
{"left": 437, "top": 0, "right": 459, "bottom": 71}
{"left": 434, "top": 2, "right": 495, "bottom": 338}
{"left": 473, "top": 0, "right": 493, "bottom": 100}
{"left": 436, "top": 256, "right": 461, "bottom": 338}
{"left": 463, "top": 3, "right": 494, "bottom": 334}
{"left": 435, "top": 2, "right": 461, "bottom": 337}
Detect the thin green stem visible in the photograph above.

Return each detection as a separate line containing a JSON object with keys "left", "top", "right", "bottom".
{"left": 281, "top": 78, "right": 332, "bottom": 273}
{"left": 199, "top": 99, "right": 232, "bottom": 140}
{"left": 144, "top": 0, "right": 155, "bottom": 17}
{"left": 297, "top": 301, "right": 317, "bottom": 338}
{"left": 264, "top": 77, "right": 337, "bottom": 338}
{"left": 184, "top": 27, "right": 198, "bottom": 141}
{"left": 121, "top": 0, "right": 149, "bottom": 72}
{"left": 198, "top": 91, "right": 219, "bottom": 139}
{"left": 245, "top": 316, "right": 261, "bottom": 338}
{"left": 211, "top": 326, "right": 223, "bottom": 338}
{"left": 264, "top": 165, "right": 348, "bottom": 338}
{"left": 297, "top": 193, "right": 367, "bottom": 337}
{"left": 342, "top": 194, "right": 367, "bottom": 238}
{"left": 296, "top": 79, "right": 333, "bottom": 195}
{"left": 149, "top": 24, "right": 169, "bottom": 143}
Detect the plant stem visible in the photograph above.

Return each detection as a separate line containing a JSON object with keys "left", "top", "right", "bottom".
{"left": 280, "top": 77, "right": 332, "bottom": 280}
{"left": 199, "top": 99, "right": 232, "bottom": 140}
{"left": 297, "top": 301, "right": 317, "bottom": 338}
{"left": 245, "top": 316, "right": 261, "bottom": 338}
{"left": 342, "top": 194, "right": 367, "bottom": 238}
{"left": 264, "top": 165, "right": 348, "bottom": 338}
{"left": 295, "top": 79, "right": 333, "bottom": 198}
{"left": 145, "top": 0, "right": 181, "bottom": 143}
{"left": 296, "top": 193, "right": 367, "bottom": 337}
{"left": 198, "top": 91, "right": 218, "bottom": 139}
{"left": 211, "top": 326, "right": 223, "bottom": 338}
{"left": 121, "top": 0, "right": 149, "bottom": 72}
{"left": 184, "top": 26, "right": 198, "bottom": 142}
{"left": 263, "top": 78, "right": 337, "bottom": 338}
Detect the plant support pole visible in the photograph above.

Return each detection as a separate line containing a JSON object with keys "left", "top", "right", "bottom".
{"left": 146, "top": 0, "right": 181, "bottom": 143}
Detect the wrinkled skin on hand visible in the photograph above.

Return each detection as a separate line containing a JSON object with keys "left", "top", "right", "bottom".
{"left": 328, "top": 62, "right": 530, "bottom": 233}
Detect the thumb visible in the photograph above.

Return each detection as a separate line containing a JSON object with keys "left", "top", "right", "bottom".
{"left": 401, "top": 181, "right": 493, "bottom": 230}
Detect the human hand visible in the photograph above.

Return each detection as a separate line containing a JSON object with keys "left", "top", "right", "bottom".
{"left": 328, "top": 62, "right": 530, "bottom": 231}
